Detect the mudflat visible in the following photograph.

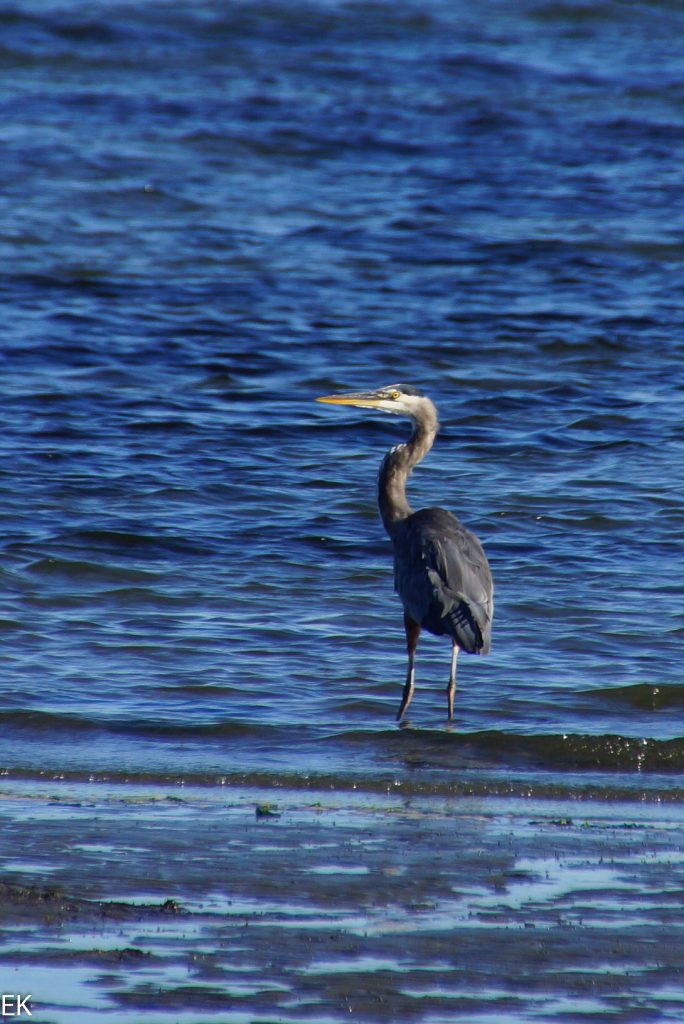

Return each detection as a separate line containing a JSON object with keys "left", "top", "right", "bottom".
{"left": 1, "top": 777, "right": 683, "bottom": 1023}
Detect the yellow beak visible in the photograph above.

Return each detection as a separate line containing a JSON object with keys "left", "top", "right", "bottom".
{"left": 316, "top": 392, "right": 384, "bottom": 409}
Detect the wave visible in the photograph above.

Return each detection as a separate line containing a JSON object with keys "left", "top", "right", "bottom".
{"left": 2, "top": 709, "right": 683, "bottom": 773}
{"left": 582, "top": 682, "right": 684, "bottom": 711}
{"left": 0, "top": 709, "right": 267, "bottom": 740}
{"left": 338, "top": 726, "right": 684, "bottom": 772}
{"left": 447, "top": 728, "right": 684, "bottom": 771}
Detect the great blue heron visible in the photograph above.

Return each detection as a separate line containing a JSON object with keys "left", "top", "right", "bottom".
{"left": 316, "top": 384, "right": 493, "bottom": 722}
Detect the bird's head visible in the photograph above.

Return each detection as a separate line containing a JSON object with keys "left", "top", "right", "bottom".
{"left": 316, "top": 384, "right": 429, "bottom": 419}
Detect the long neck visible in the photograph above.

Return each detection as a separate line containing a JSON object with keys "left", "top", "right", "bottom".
{"left": 378, "top": 405, "right": 438, "bottom": 537}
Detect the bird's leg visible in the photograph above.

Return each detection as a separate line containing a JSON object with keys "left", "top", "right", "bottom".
{"left": 446, "top": 643, "right": 459, "bottom": 721}
{"left": 397, "top": 613, "right": 420, "bottom": 722}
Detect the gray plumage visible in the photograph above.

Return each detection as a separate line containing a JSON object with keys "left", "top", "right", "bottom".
{"left": 316, "top": 383, "right": 494, "bottom": 721}
{"left": 392, "top": 507, "right": 492, "bottom": 655}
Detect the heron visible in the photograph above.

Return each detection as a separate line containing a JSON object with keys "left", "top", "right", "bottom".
{"left": 316, "top": 384, "right": 493, "bottom": 722}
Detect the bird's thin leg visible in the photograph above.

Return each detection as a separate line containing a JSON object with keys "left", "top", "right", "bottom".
{"left": 446, "top": 643, "right": 459, "bottom": 721}
{"left": 397, "top": 613, "right": 420, "bottom": 722}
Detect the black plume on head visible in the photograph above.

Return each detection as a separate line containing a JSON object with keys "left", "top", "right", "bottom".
{"left": 390, "top": 384, "right": 424, "bottom": 397}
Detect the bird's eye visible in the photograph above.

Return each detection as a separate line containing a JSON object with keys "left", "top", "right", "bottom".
{"left": 390, "top": 390, "right": 401, "bottom": 400}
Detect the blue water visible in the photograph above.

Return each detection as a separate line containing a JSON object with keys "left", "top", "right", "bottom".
{"left": 2, "top": 0, "right": 684, "bottom": 792}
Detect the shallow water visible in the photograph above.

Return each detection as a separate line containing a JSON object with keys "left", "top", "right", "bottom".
{"left": 2, "top": 0, "right": 684, "bottom": 1018}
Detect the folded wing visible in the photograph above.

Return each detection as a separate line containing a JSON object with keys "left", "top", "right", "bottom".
{"left": 393, "top": 506, "right": 493, "bottom": 654}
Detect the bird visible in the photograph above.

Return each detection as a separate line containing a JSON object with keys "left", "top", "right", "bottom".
{"left": 316, "top": 384, "right": 493, "bottom": 722}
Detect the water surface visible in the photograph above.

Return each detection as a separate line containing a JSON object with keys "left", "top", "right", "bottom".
{"left": 1, "top": 0, "right": 684, "bottom": 1018}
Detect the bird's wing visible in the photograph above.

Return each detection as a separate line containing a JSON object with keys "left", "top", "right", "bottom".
{"left": 393, "top": 508, "right": 493, "bottom": 653}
